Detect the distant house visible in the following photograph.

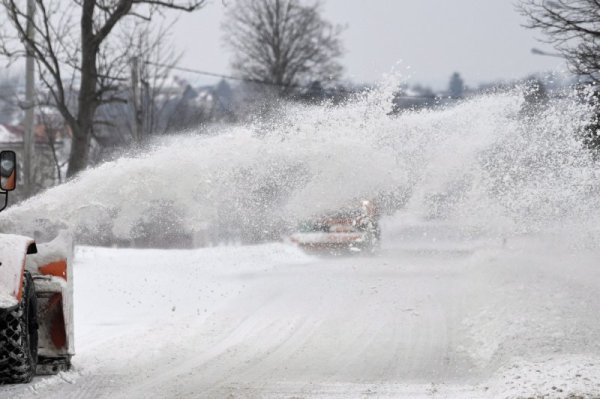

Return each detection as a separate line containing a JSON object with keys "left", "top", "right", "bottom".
{"left": 0, "top": 124, "right": 21, "bottom": 144}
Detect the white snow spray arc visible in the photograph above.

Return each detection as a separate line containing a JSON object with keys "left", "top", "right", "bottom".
{"left": 0, "top": 75, "right": 598, "bottom": 247}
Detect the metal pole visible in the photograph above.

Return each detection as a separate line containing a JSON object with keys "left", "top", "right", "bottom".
{"left": 142, "top": 79, "right": 150, "bottom": 137}
{"left": 130, "top": 56, "right": 141, "bottom": 143}
{"left": 531, "top": 48, "right": 564, "bottom": 59}
{"left": 23, "top": 0, "right": 36, "bottom": 198}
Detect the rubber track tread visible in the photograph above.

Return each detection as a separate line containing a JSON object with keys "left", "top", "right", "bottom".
{"left": 0, "top": 272, "right": 37, "bottom": 384}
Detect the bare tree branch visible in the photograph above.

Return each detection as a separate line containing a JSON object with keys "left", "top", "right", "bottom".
{"left": 223, "top": 0, "right": 344, "bottom": 97}
{"left": 0, "top": 0, "right": 205, "bottom": 177}
{"left": 518, "top": 0, "right": 600, "bottom": 79}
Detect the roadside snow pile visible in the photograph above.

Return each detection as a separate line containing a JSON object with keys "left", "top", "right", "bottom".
{"left": 485, "top": 356, "right": 600, "bottom": 399}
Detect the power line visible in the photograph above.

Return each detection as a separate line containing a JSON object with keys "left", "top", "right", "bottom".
{"left": 145, "top": 61, "right": 342, "bottom": 93}
{"left": 147, "top": 62, "right": 258, "bottom": 84}
{"left": 144, "top": 60, "right": 441, "bottom": 100}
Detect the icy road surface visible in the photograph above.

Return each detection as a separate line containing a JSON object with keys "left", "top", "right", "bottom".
{"left": 2, "top": 225, "right": 600, "bottom": 398}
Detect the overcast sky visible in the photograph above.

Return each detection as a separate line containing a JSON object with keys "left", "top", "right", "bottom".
{"left": 170, "top": 0, "right": 566, "bottom": 89}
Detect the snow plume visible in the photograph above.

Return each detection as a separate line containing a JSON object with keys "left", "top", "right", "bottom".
{"left": 0, "top": 76, "right": 598, "bottom": 246}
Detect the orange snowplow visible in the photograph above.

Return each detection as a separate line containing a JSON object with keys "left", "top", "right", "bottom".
{"left": 289, "top": 200, "right": 381, "bottom": 253}
{"left": 0, "top": 152, "right": 74, "bottom": 383}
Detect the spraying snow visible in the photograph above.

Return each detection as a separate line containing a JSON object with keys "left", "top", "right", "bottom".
{"left": 0, "top": 79, "right": 598, "bottom": 246}
{"left": 1, "top": 77, "right": 600, "bottom": 398}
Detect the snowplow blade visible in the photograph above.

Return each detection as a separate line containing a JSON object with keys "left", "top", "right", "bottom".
{"left": 289, "top": 231, "right": 375, "bottom": 254}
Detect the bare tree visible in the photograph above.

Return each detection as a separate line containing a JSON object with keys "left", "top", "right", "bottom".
{"left": 94, "top": 22, "right": 182, "bottom": 148}
{"left": 223, "top": 0, "right": 343, "bottom": 96}
{"left": 518, "top": 0, "right": 600, "bottom": 80}
{"left": 518, "top": 1, "right": 600, "bottom": 156}
{"left": 0, "top": 0, "right": 204, "bottom": 178}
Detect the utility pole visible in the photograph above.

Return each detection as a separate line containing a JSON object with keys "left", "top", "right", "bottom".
{"left": 142, "top": 79, "right": 151, "bottom": 136}
{"left": 23, "top": 0, "right": 36, "bottom": 198}
{"left": 130, "top": 56, "right": 142, "bottom": 143}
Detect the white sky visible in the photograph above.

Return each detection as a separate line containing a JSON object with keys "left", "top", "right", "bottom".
{"left": 169, "top": 0, "right": 567, "bottom": 89}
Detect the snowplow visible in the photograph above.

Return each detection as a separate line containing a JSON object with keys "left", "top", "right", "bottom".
{"left": 289, "top": 200, "right": 381, "bottom": 253}
{"left": 0, "top": 151, "right": 74, "bottom": 383}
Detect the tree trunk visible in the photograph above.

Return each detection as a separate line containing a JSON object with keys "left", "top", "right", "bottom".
{"left": 66, "top": 0, "right": 97, "bottom": 178}
{"left": 66, "top": 124, "right": 90, "bottom": 177}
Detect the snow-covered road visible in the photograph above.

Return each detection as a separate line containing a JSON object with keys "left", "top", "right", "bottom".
{"left": 1, "top": 224, "right": 600, "bottom": 398}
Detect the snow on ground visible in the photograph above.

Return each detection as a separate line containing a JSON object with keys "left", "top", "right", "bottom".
{"left": 1, "top": 220, "right": 599, "bottom": 399}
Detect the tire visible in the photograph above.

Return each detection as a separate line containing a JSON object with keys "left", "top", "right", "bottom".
{"left": 0, "top": 271, "right": 38, "bottom": 384}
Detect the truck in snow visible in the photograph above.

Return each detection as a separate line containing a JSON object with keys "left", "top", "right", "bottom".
{"left": 289, "top": 200, "right": 381, "bottom": 253}
{"left": 0, "top": 151, "right": 74, "bottom": 383}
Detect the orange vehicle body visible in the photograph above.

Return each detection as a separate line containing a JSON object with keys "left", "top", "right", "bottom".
{"left": 0, "top": 233, "right": 74, "bottom": 375}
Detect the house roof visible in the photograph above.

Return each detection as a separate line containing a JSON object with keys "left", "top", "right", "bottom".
{"left": 0, "top": 123, "right": 71, "bottom": 144}
{"left": 0, "top": 124, "right": 21, "bottom": 143}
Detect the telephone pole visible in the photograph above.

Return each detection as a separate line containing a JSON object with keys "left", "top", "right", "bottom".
{"left": 23, "top": 0, "right": 36, "bottom": 198}
{"left": 130, "top": 56, "right": 142, "bottom": 143}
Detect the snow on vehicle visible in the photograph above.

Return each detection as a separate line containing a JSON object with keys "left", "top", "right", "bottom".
{"left": 289, "top": 200, "right": 381, "bottom": 253}
{"left": 0, "top": 151, "right": 74, "bottom": 383}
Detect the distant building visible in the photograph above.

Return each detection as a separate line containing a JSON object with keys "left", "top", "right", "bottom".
{"left": 448, "top": 72, "right": 465, "bottom": 99}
